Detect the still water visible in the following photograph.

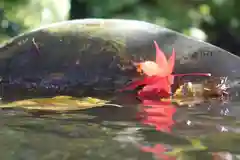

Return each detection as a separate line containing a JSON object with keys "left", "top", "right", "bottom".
{"left": 0, "top": 92, "right": 240, "bottom": 160}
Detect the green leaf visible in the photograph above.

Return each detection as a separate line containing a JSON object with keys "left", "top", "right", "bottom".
{"left": 199, "top": 4, "right": 210, "bottom": 16}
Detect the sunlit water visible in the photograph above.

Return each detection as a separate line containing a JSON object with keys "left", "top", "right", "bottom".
{"left": 0, "top": 92, "right": 240, "bottom": 160}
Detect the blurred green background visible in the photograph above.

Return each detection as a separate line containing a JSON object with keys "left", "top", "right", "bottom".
{"left": 1, "top": 0, "right": 240, "bottom": 55}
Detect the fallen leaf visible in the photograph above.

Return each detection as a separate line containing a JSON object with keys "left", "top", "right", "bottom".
{"left": 0, "top": 96, "right": 119, "bottom": 112}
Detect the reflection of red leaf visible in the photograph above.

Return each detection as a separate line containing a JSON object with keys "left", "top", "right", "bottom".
{"left": 137, "top": 100, "right": 176, "bottom": 159}
{"left": 141, "top": 144, "right": 175, "bottom": 160}
{"left": 142, "top": 100, "right": 172, "bottom": 106}
{"left": 142, "top": 100, "right": 175, "bottom": 116}
{"left": 142, "top": 116, "right": 174, "bottom": 132}
{"left": 139, "top": 100, "right": 176, "bottom": 132}
{"left": 143, "top": 107, "right": 176, "bottom": 117}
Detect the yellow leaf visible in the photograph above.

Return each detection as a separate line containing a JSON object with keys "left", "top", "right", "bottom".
{"left": 0, "top": 96, "right": 115, "bottom": 112}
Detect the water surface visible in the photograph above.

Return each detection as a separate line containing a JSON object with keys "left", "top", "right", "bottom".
{"left": 0, "top": 93, "right": 240, "bottom": 160}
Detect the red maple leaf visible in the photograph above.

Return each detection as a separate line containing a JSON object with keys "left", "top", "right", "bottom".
{"left": 123, "top": 41, "right": 211, "bottom": 99}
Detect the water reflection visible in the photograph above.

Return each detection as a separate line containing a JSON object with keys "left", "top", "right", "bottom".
{"left": 1, "top": 92, "right": 240, "bottom": 159}
{"left": 133, "top": 95, "right": 240, "bottom": 160}
{"left": 137, "top": 100, "right": 176, "bottom": 160}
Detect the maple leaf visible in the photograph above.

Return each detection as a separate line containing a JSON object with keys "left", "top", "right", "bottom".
{"left": 123, "top": 41, "right": 211, "bottom": 99}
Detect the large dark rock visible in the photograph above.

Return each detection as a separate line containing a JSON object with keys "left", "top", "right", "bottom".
{"left": 0, "top": 19, "right": 239, "bottom": 99}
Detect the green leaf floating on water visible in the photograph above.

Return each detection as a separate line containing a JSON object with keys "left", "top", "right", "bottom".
{"left": 0, "top": 96, "right": 122, "bottom": 111}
